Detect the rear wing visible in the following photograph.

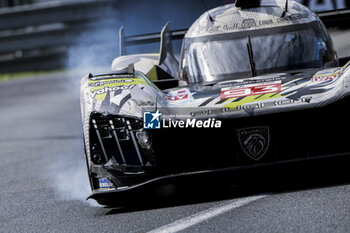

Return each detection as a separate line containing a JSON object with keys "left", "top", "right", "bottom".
{"left": 118, "top": 9, "right": 350, "bottom": 64}
{"left": 119, "top": 24, "right": 187, "bottom": 57}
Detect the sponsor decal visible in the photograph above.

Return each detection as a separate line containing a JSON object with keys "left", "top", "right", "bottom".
{"left": 88, "top": 79, "right": 134, "bottom": 87}
{"left": 163, "top": 89, "right": 195, "bottom": 106}
{"left": 88, "top": 78, "right": 147, "bottom": 90}
{"left": 89, "top": 85, "right": 135, "bottom": 98}
{"left": 87, "top": 78, "right": 148, "bottom": 101}
{"left": 166, "top": 89, "right": 191, "bottom": 101}
{"left": 220, "top": 81, "right": 281, "bottom": 99}
{"left": 312, "top": 70, "right": 341, "bottom": 82}
{"left": 242, "top": 19, "right": 256, "bottom": 28}
{"left": 218, "top": 13, "right": 311, "bottom": 33}
{"left": 98, "top": 178, "right": 115, "bottom": 191}
{"left": 238, "top": 126, "right": 270, "bottom": 161}
{"left": 219, "top": 77, "right": 284, "bottom": 88}
{"left": 312, "top": 61, "right": 350, "bottom": 82}
{"left": 259, "top": 19, "right": 273, "bottom": 26}
{"left": 236, "top": 96, "right": 312, "bottom": 110}
{"left": 190, "top": 97, "right": 312, "bottom": 117}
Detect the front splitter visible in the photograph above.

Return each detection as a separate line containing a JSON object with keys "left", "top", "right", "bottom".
{"left": 87, "top": 152, "right": 350, "bottom": 206}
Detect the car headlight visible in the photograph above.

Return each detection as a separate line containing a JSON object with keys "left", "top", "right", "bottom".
{"left": 136, "top": 129, "right": 152, "bottom": 149}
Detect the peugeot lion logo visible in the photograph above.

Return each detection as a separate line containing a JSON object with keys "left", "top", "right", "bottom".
{"left": 238, "top": 126, "right": 270, "bottom": 161}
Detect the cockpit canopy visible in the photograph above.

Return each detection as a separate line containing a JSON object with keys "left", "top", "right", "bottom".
{"left": 179, "top": 1, "right": 338, "bottom": 84}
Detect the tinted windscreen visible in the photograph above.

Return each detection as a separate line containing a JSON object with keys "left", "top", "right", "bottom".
{"left": 183, "top": 22, "right": 336, "bottom": 83}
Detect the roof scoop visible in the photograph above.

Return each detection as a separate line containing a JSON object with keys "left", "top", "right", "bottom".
{"left": 235, "top": 0, "right": 261, "bottom": 9}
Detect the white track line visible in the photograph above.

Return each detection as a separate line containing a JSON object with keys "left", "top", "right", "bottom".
{"left": 147, "top": 195, "right": 267, "bottom": 233}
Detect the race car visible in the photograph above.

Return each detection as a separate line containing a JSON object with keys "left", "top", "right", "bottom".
{"left": 80, "top": 0, "right": 350, "bottom": 205}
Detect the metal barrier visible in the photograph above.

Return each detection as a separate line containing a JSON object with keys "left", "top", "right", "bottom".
{"left": 0, "top": 0, "right": 33, "bottom": 8}
{"left": 0, "top": 0, "right": 119, "bottom": 73}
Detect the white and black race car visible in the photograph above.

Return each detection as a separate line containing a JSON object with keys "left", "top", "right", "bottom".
{"left": 80, "top": 0, "right": 350, "bottom": 205}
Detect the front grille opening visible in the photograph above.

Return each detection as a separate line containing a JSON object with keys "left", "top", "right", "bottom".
{"left": 89, "top": 112, "right": 152, "bottom": 167}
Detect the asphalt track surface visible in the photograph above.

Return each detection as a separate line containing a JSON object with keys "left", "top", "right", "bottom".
{"left": 1, "top": 71, "right": 350, "bottom": 233}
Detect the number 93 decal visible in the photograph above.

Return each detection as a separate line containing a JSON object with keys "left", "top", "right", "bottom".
{"left": 220, "top": 81, "right": 281, "bottom": 99}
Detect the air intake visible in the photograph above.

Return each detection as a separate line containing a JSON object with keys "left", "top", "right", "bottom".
{"left": 235, "top": 0, "right": 261, "bottom": 9}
